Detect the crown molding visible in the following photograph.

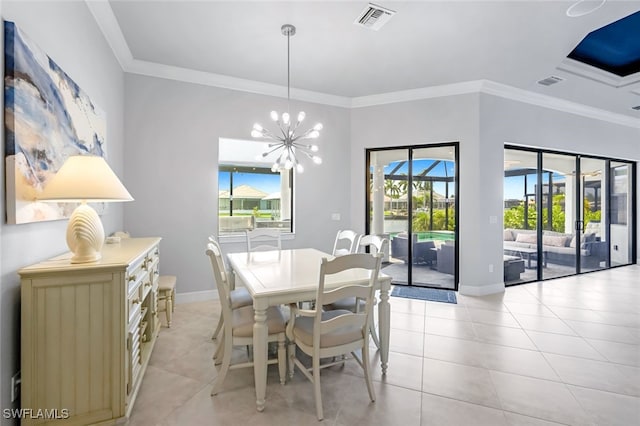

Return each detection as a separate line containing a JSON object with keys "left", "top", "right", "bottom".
{"left": 350, "top": 81, "right": 484, "bottom": 108}
{"left": 127, "top": 58, "right": 352, "bottom": 108}
{"left": 88, "top": 0, "right": 640, "bottom": 129}
{"left": 85, "top": 0, "right": 133, "bottom": 69}
{"left": 480, "top": 80, "right": 640, "bottom": 129}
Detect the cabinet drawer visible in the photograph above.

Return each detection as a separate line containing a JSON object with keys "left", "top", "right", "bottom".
{"left": 128, "top": 283, "right": 143, "bottom": 325}
{"left": 127, "top": 254, "right": 149, "bottom": 294}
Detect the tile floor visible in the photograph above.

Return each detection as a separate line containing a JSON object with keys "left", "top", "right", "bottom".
{"left": 127, "top": 266, "right": 640, "bottom": 425}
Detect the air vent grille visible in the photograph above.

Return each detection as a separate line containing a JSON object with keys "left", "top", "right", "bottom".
{"left": 537, "top": 76, "right": 564, "bottom": 86}
{"left": 354, "top": 3, "right": 396, "bottom": 31}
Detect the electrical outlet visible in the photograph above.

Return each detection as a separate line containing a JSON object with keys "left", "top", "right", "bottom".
{"left": 488, "top": 264, "right": 494, "bottom": 273}
{"left": 11, "top": 371, "right": 20, "bottom": 402}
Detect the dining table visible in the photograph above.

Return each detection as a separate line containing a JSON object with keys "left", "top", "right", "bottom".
{"left": 226, "top": 248, "right": 392, "bottom": 412}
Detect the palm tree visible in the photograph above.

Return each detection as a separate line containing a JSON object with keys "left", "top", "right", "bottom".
{"left": 384, "top": 179, "right": 401, "bottom": 212}
{"left": 413, "top": 179, "right": 432, "bottom": 209}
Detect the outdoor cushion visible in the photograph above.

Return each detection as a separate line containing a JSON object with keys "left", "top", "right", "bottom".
{"left": 543, "top": 235, "right": 568, "bottom": 247}
{"left": 503, "top": 229, "right": 514, "bottom": 241}
{"left": 569, "top": 233, "right": 596, "bottom": 249}
{"left": 515, "top": 233, "right": 537, "bottom": 244}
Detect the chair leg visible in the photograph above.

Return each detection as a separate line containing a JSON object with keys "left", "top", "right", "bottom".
{"left": 313, "top": 356, "right": 323, "bottom": 421}
{"left": 213, "top": 330, "right": 224, "bottom": 364}
{"left": 211, "top": 333, "right": 231, "bottom": 396}
{"left": 165, "top": 295, "right": 173, "bottom": 328}
{"left": 277, "top": 336, "right": 286, "bottom": 385}
{"left": 211, "top": 312, "right": 223, "bottom": 340}
{"left": 369, "top": 318, "right": 380, "bottom": 349}
{"left": 362, "top": 342, "right": 376, "bottom": 402}
{"left": 288, "top": 342, "right": 296, "bottom": 379}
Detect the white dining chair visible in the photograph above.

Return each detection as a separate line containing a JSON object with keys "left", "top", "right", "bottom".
{"left": 209, "top": 236, "right": 253, "bottom": 341}
{"left": 286, "top": 253, "right": 382, "bottom": 420}
{"left": 326, "top": 235, "right": 387, "bottom": 348}
{"left": 206, "top": 241, "right": 287, "bottom": 396}
{"left": 246, "top": 228, "right": 282, "bottom": 252}
{"left": 332, "top": 229, "right": 360, "bottom": 256}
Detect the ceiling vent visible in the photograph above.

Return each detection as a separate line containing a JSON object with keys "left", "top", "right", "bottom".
{"left": 354, "top": 3, "right": 396, "bottom": 31}
{"left": 537, "top": 76, "right": 564, "bottom": 86}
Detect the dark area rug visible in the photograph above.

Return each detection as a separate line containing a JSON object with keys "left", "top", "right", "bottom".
{"left": 391, "top": 286, "right": 457, "bottom": 304}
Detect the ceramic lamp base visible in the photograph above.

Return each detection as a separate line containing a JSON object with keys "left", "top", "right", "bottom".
{"left": 66, "top": 202, "right": 105, "bottom": 263}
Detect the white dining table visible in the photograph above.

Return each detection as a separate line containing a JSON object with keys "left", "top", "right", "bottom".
{"left": 227, "top": 248, "right": 392, "bottom": 412}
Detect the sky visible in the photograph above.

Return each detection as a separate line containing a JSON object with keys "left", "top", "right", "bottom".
{"left": 219, "top": 159, "right": 561, "bottom": 201}
{"left": 383, "top": 159, "right": 456, "bottom": 198}
{"left": 219, "top": 170, "right": 280, "bottom": 195}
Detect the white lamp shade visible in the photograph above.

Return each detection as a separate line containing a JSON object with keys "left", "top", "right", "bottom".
{"left": 38, "top": 155, "right": 133, "bottom": 202}
{"left": 38, "top": 155, "right": 133, "bottom": 263}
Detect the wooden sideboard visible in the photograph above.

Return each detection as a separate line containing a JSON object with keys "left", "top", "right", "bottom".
{"left": 18, "top": 237, "right": 162, "bottom": 425}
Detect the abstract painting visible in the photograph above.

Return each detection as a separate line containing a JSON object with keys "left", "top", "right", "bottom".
{"left": 4, "top": 20, "right": 106, "bottom": 224}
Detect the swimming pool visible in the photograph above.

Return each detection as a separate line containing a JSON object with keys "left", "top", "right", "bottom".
{"left": 389, "top": 231, "right": 455, "bottom": 241}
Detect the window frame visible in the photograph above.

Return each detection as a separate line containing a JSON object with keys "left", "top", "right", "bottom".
{"left": 217, "top": 163, "right": 294, "bottom": 238}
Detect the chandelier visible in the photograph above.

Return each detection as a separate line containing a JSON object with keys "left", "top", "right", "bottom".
{"left": 251, "top": 24, "right": 322, "bottom": 173}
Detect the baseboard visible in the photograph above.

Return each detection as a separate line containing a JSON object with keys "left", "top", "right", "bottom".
{"left": 458, "top": 282, "right": 505, "bottom": 296}
{"left": 175, "top": 290, "right": 219, "bottom": 304}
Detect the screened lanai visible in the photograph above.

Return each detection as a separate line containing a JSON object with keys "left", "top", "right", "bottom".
{"left": 367, "top": 144, "right": 459, "bottom": 290}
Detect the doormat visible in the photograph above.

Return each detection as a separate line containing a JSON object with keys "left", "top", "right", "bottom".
{"left": 391, "top": 286, "right": 457, "bottom": 304}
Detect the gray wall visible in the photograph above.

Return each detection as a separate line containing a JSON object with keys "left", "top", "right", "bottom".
{"left": 0, "top": 1, "right": 125, "bottom": 416}
{"left": 350, "top": 93, "right": 639, "bottom": 295}
{"left": 349, "top": 94, "right": 503, "bottom": 295}
{"left": 480, "top": 93, "right": 640, "bottom": 269}
{"left": 123, "top": 74, "right": 351, "bottom": 299}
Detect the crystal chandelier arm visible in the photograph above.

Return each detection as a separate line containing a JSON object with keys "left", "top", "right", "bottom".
{"left": 291, "top": 117, "right": 304, "bottom": 135}
{"left": 289, "top": 145, "right": 300, "bottom": 164}
{"left": 278, "top": 124, "right": 289, "bottom": 140}
{"left": 262, "top": 143, "right": 286, "bottom": 157}
{"left": 255, "top": 126, "right": 280, "bottom": 140}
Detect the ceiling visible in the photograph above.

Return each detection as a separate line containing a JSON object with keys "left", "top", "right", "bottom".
{"left": 98, "top": 1, "right": 640, "bottom": 122}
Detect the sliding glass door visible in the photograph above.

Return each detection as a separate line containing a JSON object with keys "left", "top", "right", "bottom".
{"left": 540, "top": 152, "right": 578, "bottom": 280}
{"left": 504, "top": 149, "right": 542, "bottom": 283}
{"left": 504, "top": 146, "right": 635, "bottom": 285}
{"left": 367, "top": 144, "right": 458, "bottom": 290}
{"left": 610, "top": 161, "right": 635, "bottom": 266}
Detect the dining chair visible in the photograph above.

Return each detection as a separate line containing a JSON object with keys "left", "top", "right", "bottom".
{"left": 326, "top": 235, "right": 387, "bottom": 349}
{"left": 286, "top": 253, "right": 382, "bottom": 420}
{"left": 205, "top": 241, "right": 287, "bottom": 396}
{"left": 332, "top": 229, "right": 360, "bottom": 256}
{"left": 246, "top": 228, "right": 282, "bottom": 252}
{"left": 209, "top": 236, "right": 253, "bottom": 341}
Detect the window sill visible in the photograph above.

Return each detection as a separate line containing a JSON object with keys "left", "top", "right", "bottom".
{"left": 218, "top": 232, "right": 296, "bottom": 245}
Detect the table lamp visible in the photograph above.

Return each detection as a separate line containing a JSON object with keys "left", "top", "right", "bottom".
{"left": 38, "top": 155, "right": 134, "bottom": 263}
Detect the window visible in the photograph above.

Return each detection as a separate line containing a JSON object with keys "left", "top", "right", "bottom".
{"left": 218, "top": 138, "right": 293, "bottom": 235}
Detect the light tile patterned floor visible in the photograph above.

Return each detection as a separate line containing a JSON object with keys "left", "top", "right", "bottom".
{"left": 127, "top": 266, "right": 640, "bottom": 425}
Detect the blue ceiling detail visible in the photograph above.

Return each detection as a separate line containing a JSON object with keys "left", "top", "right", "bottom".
{"left": 568, "top": 10, "right": 640, "bottom": 77}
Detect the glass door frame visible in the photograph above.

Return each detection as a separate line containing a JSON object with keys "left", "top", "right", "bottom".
{"left": 505, "top": 145, "right": 636, "bottom": 283}
{"left": 365, "top": 142, "right": 460, "bottom": 291}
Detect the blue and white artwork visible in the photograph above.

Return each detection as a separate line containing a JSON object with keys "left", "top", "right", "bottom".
{"left": 4, "top": 20, "right": 106, "bottom": 224}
